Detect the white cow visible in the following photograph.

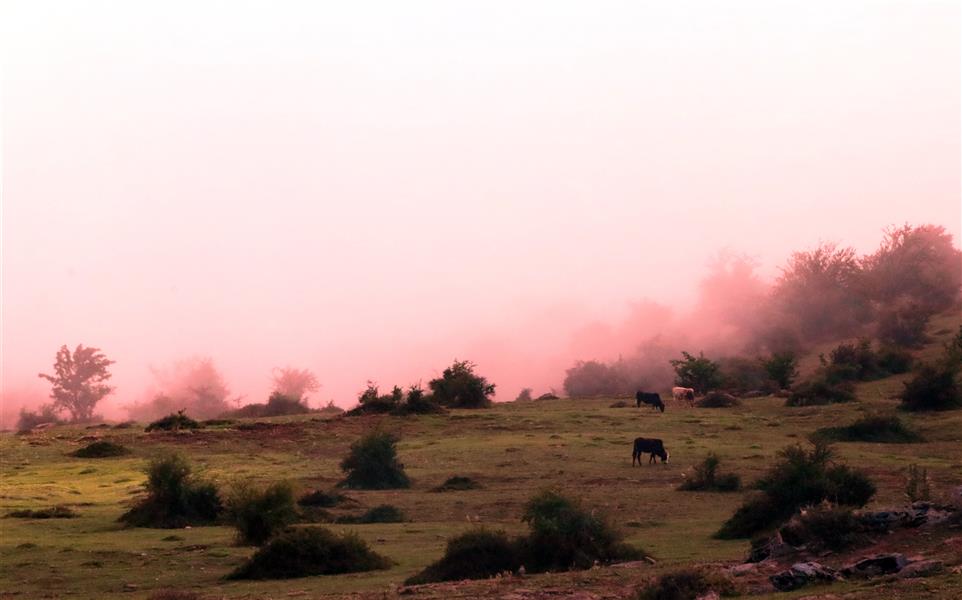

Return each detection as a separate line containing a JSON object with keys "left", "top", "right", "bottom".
{"left": 672, "top": 386, "right": 696, "bottom": 406}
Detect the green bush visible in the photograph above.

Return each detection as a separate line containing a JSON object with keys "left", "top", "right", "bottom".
{"left": 429, "top": 360, "right": 496, "bottom": 408}
{"left": 434, "top": 476, "right": 481, "bottom": 492}
{"left": 905, "top": 464, "right": 932, "bottom": 502}
{"left": 715, "top": 442, "right": 875, "bottom": 539}
{"left": 120, "top": 453, "right": 222, "bottom": 528}
{"left": 636, "top": 567, "right": 737, "bottom": 600}
{"left": 779, "top": 504, "right": 868, "bottom": 552}
{"left": 405, "top": 528, "right": 521, "bottom": 585}
{"left": 786, "top": 378, "right": 855, "bottom": 406}
{"left": 900, "top": 363, "right": 962, "bottom": 411}
{"left": 5, "top": 506, "right": 77, "bottom": 519}
{"left": 338, "top": 431, "right": 410, "bottom": 489}
{"left": 71, "top": 440, "right": 130, "bottom": 458}
{"left": 719, "top": 356, "right": 774, "bottom": 394}
{"left": 876, "top": 346, "right": 914, "bottom": 374}
{"left": 877, "top": 302, "right": 930, "bottom": 348}
{"left": 16, "top": 404, "right": 64, "bottom": 433}
{"left": 336, "top": 504, "right": 405, "bottom": 524}
{"left": 520, "top": 490, "right": 641, "bottom": 572}
{"left": 227, "top": 527, "right": 391, "bottom": 580}
{"left": 812, "top": 415, "right": 923, "bottom": 443}
{"left": 227, "top": 392, "right": 312, "bottom": 418}
{"left": 678, "top": 454, "right": 740, "bottom": 492}
{"left": 762, "top": 352, "right": 799, "bottom": 389}
{"left": 227, "top": 481, "right": 298, "bottom": 545}
{"left": 145, "top": 411, "right": 201, "bottom": 432}
{"left": 670, "top": 351, "right": 722, "bottom": 395}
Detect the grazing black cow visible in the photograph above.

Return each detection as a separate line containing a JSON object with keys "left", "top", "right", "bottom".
{"left": 635, "top": 391, "right": 665, "bottom": 412}
{"left": 632, "top": 437, "right": 669, "bottom": 465}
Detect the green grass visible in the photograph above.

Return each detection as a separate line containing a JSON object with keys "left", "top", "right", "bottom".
{"left": 2, "top": 314, "right": 961, "bottom": 598}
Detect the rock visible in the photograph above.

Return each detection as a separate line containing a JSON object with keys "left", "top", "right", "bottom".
{"left": 743, "top": 390, "right": 767, "bottom": 398}
{"left": 898, "top": 559, "right": 944, "bottom": 579}
{"left": 770, "top": 562, "right": 840, "bottom": 592}
{"left": 842, "top": 553, "right": 908, "bottom": 578}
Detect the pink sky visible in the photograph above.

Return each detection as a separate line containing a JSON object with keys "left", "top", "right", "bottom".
{"left": 2, "top": 1, "right": 960, "bottom": 422}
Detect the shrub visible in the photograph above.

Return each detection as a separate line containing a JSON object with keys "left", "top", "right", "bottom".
{"left": 670, "top": 352, "right": 722, "bottom": 395}
{"left": 297, "top": 490, "right": 349, "bottom": 508}
{"left": 563, "top": 360, "right": 629, "bottom": 397}
{"left": 786, "top": 378, "right": 855, "bottom": 406}
{"left": 779, "top": 504, "right": 867, "bottom": 552}
{"left": 393, "top": 385, "right": 445, "bottom": 415}
{"left": 5, "top": 506, "right": 77, "bottom": 519}
{"left": 636, "top": 567, "right": 736, "bottom": 600}
{"left": 515, "top": 388, "right": 533, "bottom": 402}
{"left": 718, "top": 356, "right": 773, "bottom": 394}
{"left": 876, "top": 346, "right": 914, "bottom": 374}
{"left": 339, "top": 431, "right": 410, "bottom": 489}
{"left": 762, "top": 352, "right": 799, "bottom": 389}
{"left": 429, "top": 360, "right": 496, "bottom": 408}
{"left": 227, "top": 481, "right": 298, "bottom": 545}
{"left": 434, "top": 476, "right": 481, "bottom": 492}
{"left": 520, "top": 489, "right": 641, "bottom": 572}
{"left": 900, "top": 363, "right": 962, "bottom": 411}
{"left": 877, "top": 301, "right": 930, "bottom": 348}
{"left": 16, "top": 405, "right": 64, "bottom": 432}
{"left": 228, "top": 392, "right": 311, "bottom": 419}
{"left": 716, "top": 442, "right": 875, "bottom": 538}
{"left": 904, "top": 464, "right": 931, "bottom": 502}
{"left": 696, "top": 392, "right": 740, "bottom": 408}
{"left": 336, "top": 504, "right": 405, "bottom": 524}
{"left": 405, "top": 528, "right": 521, "bottom": 585}
{"left": 678, "top": 454, "right": 740, "bottom": 492}
{"left": 227, "top": 526, "right": 391, "bottom": 580}
{"left": 145, "top": 410, "right": 201, "bottom": 432}
{"left": 120, "top": 453, "right": 222, "bottom": 528}
{"left": 71, "top": 440, "right": 130, "bottom": 458}
{"left": 812, "top": 415, "right": 923, "bottom": 444}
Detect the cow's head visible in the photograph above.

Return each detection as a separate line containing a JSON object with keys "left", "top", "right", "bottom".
{"left": 661, "top": 449, "right": 670, "bottom": 463}
{"left": 657, "top": 400, "right": 665, "bottom": 413}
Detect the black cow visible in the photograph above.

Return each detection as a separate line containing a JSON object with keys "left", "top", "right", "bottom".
{"left": 632, "top": 437, "right": 669, "bottom": 465}
{"left": 635, "top": 391, "right": 665, "bottom": 412}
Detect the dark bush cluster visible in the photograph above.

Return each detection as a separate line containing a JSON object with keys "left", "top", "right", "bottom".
{"left": 145, "top": 411, "right": 201, "bottom": 432}
{"left": 336, "top": 504, "right": 405, "bottom": 524}
{"left": 635, "top": 567, "right": 737, "bottom": 600}
{"left": 345, "top": 383, "right": 445, "bottom": 416}
{"left": 407, "top": 490, "right": 641, "bottom": 584}
{"left": 716, "top": 442, "right": 875, "bottom": 539}
{"left": 820, "top": 339, "right": 913, "bottom": 383}
{"left": 670, "top": 352, "right": 722, "bottom": 395}
{"left": 678, "top": 454, "right": 740, "bottom": 492}
{"left": 779, "top": 503, "right": 868, "bottom": 552}
{"left": 16, "top": 405, "right": 64, "bottom": 433}
{"left": 405, "top": 528, "right": 521, "bottom": 585}
{"left": 227, "top": 481, "right": 298, "bottom": 545}
{"left": 900, "top": 327, "right": 962, "bottom": 412}
{"left": 5, "top": 506, "right": 77, "bottom": 519}
{"left": 71, "top": 440, "right": 130, "bottom": 458}
{"left": 120, "top": 453, "right": 222, "bottom": 528}
{"left": 429, "top": 360, "right": 496, "bottom": 408}
{"left": 434, "top": 476, "right": 481, "bottom": 492}
{"left": 812, "top": 415, "right": 923, "bottom": 444}
{"left": 785, "top": 378, "right": 855, "bottom": 407}
{"left": 227, "top": 526, "right": 391, "bottom": 580}
{"left": 297, "top": 490, "right": 350, "bottom": 508}
{"left": 718, "top": 356, "right": 775, "bottom": 394}
{"left": 338, "top": 431, "right": 410, "bottom": 489}
{"left": 227, "top": 392, "right": 312, "bottom": 419}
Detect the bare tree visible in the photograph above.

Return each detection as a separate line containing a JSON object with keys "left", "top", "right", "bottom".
{"left": 38, "top": 345, "right": 115, "bottom": 422}
{"left": 271, "top": 367, "right": 321, "bottom": 401}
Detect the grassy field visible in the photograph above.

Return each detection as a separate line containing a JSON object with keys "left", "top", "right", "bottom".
{"left": 2, "top": 314, "right": 961, "bottom": 599}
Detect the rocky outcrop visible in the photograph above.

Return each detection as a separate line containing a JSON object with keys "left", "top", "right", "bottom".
{"left": 770, "top": 562, "right": 840, "bottom": 591}
{"left": 841, "top": 553, "right": 908, "bottom": 578}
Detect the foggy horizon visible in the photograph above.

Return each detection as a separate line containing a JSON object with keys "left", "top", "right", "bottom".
{"left": 2, "top": 1, "right": 960, "bottom": 424}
